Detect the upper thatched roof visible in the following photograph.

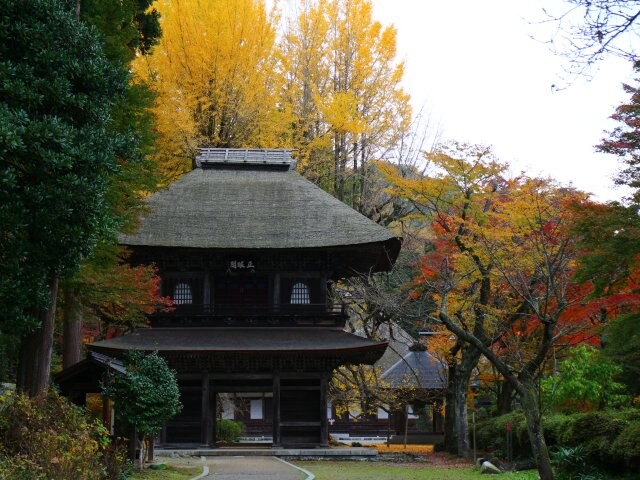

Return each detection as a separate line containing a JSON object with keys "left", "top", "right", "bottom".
{"left": 119, "top": 148, "right": 400, "bottom": 252}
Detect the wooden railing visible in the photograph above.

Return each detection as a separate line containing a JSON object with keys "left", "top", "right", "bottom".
{"left": 149, "top": 303, "right": 347, "bottom": 328}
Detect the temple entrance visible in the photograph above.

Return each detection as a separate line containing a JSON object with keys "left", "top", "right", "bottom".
{"left": 161, "top": 372, "right": 329, "bottom": 448}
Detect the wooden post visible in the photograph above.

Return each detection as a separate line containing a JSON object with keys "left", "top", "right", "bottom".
{"left": 201, "top": 372, "right": 210, "bottom": 446}
{"left": 320, "top": 373, "right": 329, "bottom": 447}
{"left": 206, "top": 385, "right": 214, "bottom": 446}
{"left": 203, "top": 273, "right": 211, "bottom": 312}
{"left": 212, "top": 392, "right": 218, "bottom": 447}
{"left": 403, "top": 403, "right": 409, "bottom": 448}
{"left": 272, "top": 372, "right": 281, "bottom": 447}
{"left": 273, "top": 273, "right": 280, "bottom": 312}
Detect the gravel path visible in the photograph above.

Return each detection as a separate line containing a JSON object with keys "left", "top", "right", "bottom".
{"left": 158, "top": 455, "right": 308, "bottom": 480}
{"left": 201, "top": 457, "right": 306, "bottom": 480}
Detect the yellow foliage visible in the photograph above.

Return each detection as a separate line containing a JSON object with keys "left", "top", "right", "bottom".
{"left": 135, "top": 0, "right": 289, "bottom": 184}
{"left": 373, "top": 444, "right": 435, "bottom": 454}
{"left": 281, "top": 0, "right": 411, "bottom": 202}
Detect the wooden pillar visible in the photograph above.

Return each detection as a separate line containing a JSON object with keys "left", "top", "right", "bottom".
{"left": 273, "top": 273, "right": 280, "bottom": 312}
{"left": 320, "top": 373, "right": 329, "bottom": 447}
{"left": 432, "top": 402, "right": 437, "bottom": 433}
{"left": 201, "top": 372, "right": 211, "bottom": 446}
{"left": 203, "top": 273, "right": 211, "bottom": 312}
{"left": 272, "top": 372, "right": 281, "bottom": 447}
{"left": 212, "top": 392, "right": 218, "bottom": 447}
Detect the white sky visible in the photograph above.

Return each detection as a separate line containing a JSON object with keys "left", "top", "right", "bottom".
{"left": 371, "top": 0, "right": 636, "bottom": 202}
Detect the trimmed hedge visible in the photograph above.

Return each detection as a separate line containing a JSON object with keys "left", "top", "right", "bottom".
{"left": 475, "top": 409, "right": 640, "bottom": 474}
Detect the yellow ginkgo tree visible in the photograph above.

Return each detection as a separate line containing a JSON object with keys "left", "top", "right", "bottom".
{"left": 281, "top": 0, "right": 411, "bottom": 208}
{"left": 135, "top": 0, "right": 290, "bottom": 183}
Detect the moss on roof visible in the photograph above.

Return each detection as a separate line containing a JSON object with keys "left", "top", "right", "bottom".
{"left": 120, "top": 165, "right": 399, "bottom": 250}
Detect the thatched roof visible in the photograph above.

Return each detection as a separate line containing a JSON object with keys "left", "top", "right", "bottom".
{"left": 119, "top": 149, "right": 400, "bottom": 252}
{"left": 380, "top": 348, "right": 447, "bottom": 390}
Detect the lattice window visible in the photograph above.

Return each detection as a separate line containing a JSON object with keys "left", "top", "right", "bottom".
{"left": 173, "top": 282, "right": 193, "bottom": 304}
{"left": 290, "top": 282, "right": 310, "bottom": 304}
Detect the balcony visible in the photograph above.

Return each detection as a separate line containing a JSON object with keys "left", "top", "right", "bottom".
{"left": 149, "top": 303, "right": 348, "bottom": 328}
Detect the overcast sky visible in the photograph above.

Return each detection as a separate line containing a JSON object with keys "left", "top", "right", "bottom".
{"left": 370, "top": 0, "right": 636, "bottom": 202}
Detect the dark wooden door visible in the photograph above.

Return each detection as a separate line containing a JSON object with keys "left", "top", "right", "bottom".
{"left": 213, "top": 275, "right": 269, "bottom": 313}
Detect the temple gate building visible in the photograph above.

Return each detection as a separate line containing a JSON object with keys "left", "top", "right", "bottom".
{"left": 57, "top": 148, "right": 401, "bottom": 448}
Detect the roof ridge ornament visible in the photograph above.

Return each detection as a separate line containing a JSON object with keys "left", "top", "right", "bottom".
{"left": 195, "top": 148, "right": 295, "bottom": 170}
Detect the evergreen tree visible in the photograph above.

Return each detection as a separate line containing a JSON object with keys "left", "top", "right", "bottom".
{"left": 60, "top": 0, "right": 163, "bottom": 369}
{"left": 0, "top": 0, "right": 128, "bottom": 394}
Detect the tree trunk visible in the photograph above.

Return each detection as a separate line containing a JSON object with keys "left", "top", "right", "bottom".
{"left": 443, "top": 362, "right": 457, "bottom": 453}
{"left": 17, "top": 275, "right": 59, "bottom": 396}
{"left": 16, "top": 329, "right": 38, "bottom": 394}
{"left": 520, "top": 382, "right": 554, "bottom": 480}
{"left": 453, "top": 367, "right": 471, "bottom": 458}
{"left": 138, "top": 434, "right": 147, "bottom": 470}
{"left": 63, "top": 286, "right": 83, "bottom": 368}
{"left": 33, "top": 275, "right": 59, "bottom": 396}
{"left": 496, "top": 380, "right": 514, "bottom": 415}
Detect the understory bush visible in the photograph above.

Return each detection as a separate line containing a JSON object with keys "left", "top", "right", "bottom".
{"left": 216, "top": 419, "right": 245, "bottom": 443}
{"left": 475, "top": 409, "right": 640, "bottom": 475}
{"left": 475, "top": 411, "right": 530, "bottom": 458}
{"left": 0, "top": 390, "right": 128, "bottom": 480}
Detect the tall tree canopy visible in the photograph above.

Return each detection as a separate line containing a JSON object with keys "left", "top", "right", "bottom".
{"left": 0, "top": 0, "right": 129, "bottom": 394}
{"left": 139, "top": 0, "right": 411, "bottom": 199}
{"left": 281, "top": 0, "right": 411, "bottom": 209}
{"left": 135, "top": 0, "right": 287, "bottom": 183}
{"left": 60, "top": 0, "right": 164, "bottom": 370}
{"left": 379, "top": 144, "right": 602, "bottom": 479}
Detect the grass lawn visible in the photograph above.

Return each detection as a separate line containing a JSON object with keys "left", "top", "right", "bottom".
{"left": 129, "top": 464, "right": 201, "bottom": 480}
{"left": 294, "top": 461, "right": 539, "bottom": 480}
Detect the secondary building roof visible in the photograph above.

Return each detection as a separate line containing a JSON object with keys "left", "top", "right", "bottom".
{"left": 380, "top": 346, "right": 447, "bottom": 390}
{"left": 119, "top": 148, "right": 400, "bottom": 253}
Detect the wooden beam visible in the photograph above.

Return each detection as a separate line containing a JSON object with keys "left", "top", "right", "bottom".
{"left": 211, "top": 385, "right": 273, "bottom": 393}
{"left": 210, "top": 373, "right": 273, "bottom": 380}
{"left": 280, "top": 421, "right": 321, "bottom": 427}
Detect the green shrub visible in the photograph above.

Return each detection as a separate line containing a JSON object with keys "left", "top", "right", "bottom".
{"left": 477, "top": 409, "right": 640, "bottom": 475}
{"left": 0, "top": 390, "right": 127, "bottom": 480}
{"left": 475, "top": 411, "right": 530, "bottom": 458}
{"left": 543, "top": 413, "right": 573, "bottom": 446}
{"left": 0, "top": 453, "right": 47, "bottom": 480}
{"left": 216, "top": 419, "right": 245, "bottom": 443}
{"left": 610, "top": 421, "right": 640, "bottom": 470}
